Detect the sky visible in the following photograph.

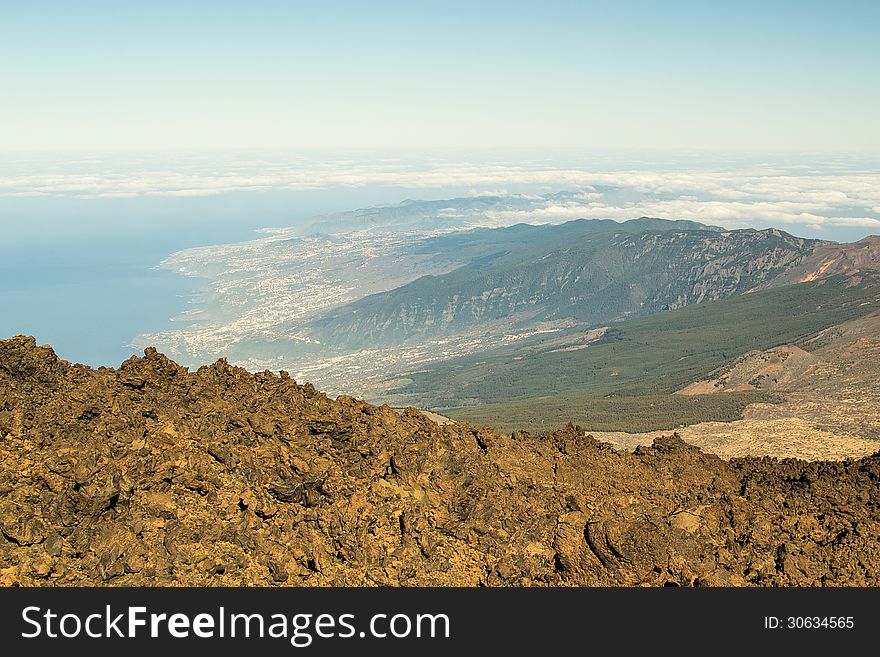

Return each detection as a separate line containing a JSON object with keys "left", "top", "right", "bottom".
{"left": 0, "top": 1, "right": 879, "bottom": 366}
{"left": 2, "top": 0, "right": 879, "bottom": 152}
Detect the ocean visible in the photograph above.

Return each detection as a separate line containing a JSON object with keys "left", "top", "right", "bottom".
{"left": 0, "top": 184, "right": 474, "bottom": 367}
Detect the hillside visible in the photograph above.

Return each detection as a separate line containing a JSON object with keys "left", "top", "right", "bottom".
{"left": 588, "top": 311, "right": 880, "bottom": 461}
{"left": 1, "top": 335, "right": 879, "bottom": 587}
{"left": 306, "top": 220, "right": 819, "bottom": 350}
{"left": 381, "top": 273, "right": 880, "bottom": 433}
{"left": 764, "top": 235, "right": 880, "bottom": 287}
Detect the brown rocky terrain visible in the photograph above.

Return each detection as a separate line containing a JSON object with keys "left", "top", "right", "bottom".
{"left": 2, "top": 335, "right": 879, "bottom": 587}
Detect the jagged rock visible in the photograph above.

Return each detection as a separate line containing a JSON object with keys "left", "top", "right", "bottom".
{"left": 0, "top": 335, "right": 879, "bottom": 586}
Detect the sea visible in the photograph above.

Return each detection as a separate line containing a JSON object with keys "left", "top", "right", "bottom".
{"left": 0, "top": 185, "right": 473, "bottom": 367}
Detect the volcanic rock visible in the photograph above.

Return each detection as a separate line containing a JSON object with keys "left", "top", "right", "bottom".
{"left": 1, "top": 335, "right": 878, "bottom": 586}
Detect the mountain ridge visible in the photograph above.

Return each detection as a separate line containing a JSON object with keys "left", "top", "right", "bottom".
{"left": 306, "top": 219, "right": 822, "bottom": 350}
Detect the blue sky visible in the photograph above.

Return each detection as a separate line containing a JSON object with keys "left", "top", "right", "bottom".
{"left": 2, "top": 0, "right": 878, "bottom": 152}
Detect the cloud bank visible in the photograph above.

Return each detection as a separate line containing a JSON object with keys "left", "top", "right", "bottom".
{"left": 1, "top": 154, "right": 878, "bottom": 233}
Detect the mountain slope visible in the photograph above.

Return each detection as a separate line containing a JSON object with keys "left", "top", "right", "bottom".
{"left": 584, "top": 311, "right": 880, "bottom": 460}
{"left": 765, "top": 235, "right": 880, "bottom": 287}
{"left": 307, "top": 220, "right": 820, "bottom": 350}
{"left": 1, "top": 336, "right": 879, "bottom": 587}
{"left": 383, "top": 273, "right": 880, "bottom": 432}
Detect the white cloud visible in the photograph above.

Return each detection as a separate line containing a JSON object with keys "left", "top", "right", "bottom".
{"left": 483, "top": 196, "right": 880, "bottom": 231}
{"left": 467, "top": 188, "right": 509, "bottom": 197}
{"left": 1, "top": 155, "right": 878, "bottom": 236}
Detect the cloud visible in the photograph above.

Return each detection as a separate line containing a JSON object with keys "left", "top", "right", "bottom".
{"left": 0, "top": 155, "right": 877, "bottom": 236}
{"left": 486, "top": 202, "right": 603, "bottom": 222}
{"left": 467, "top": 188, "right": 509, "bottom": 197}
{"left": 483, "top": 196, "right": 880, "bottom": 231}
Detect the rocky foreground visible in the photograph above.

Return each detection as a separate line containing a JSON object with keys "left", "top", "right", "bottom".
{"left": 1, "top": 336, "right": 879, "bottom": 587}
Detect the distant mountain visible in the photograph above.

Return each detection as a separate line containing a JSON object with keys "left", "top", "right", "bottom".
{"left": 305, "top": 218, "right": 820, "bottom": 350}
{"left": 295, "top": 195, "right": 536, "bottom": 234}
{"left": 294, "top": 192, "right": 727, "bottom": 236}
